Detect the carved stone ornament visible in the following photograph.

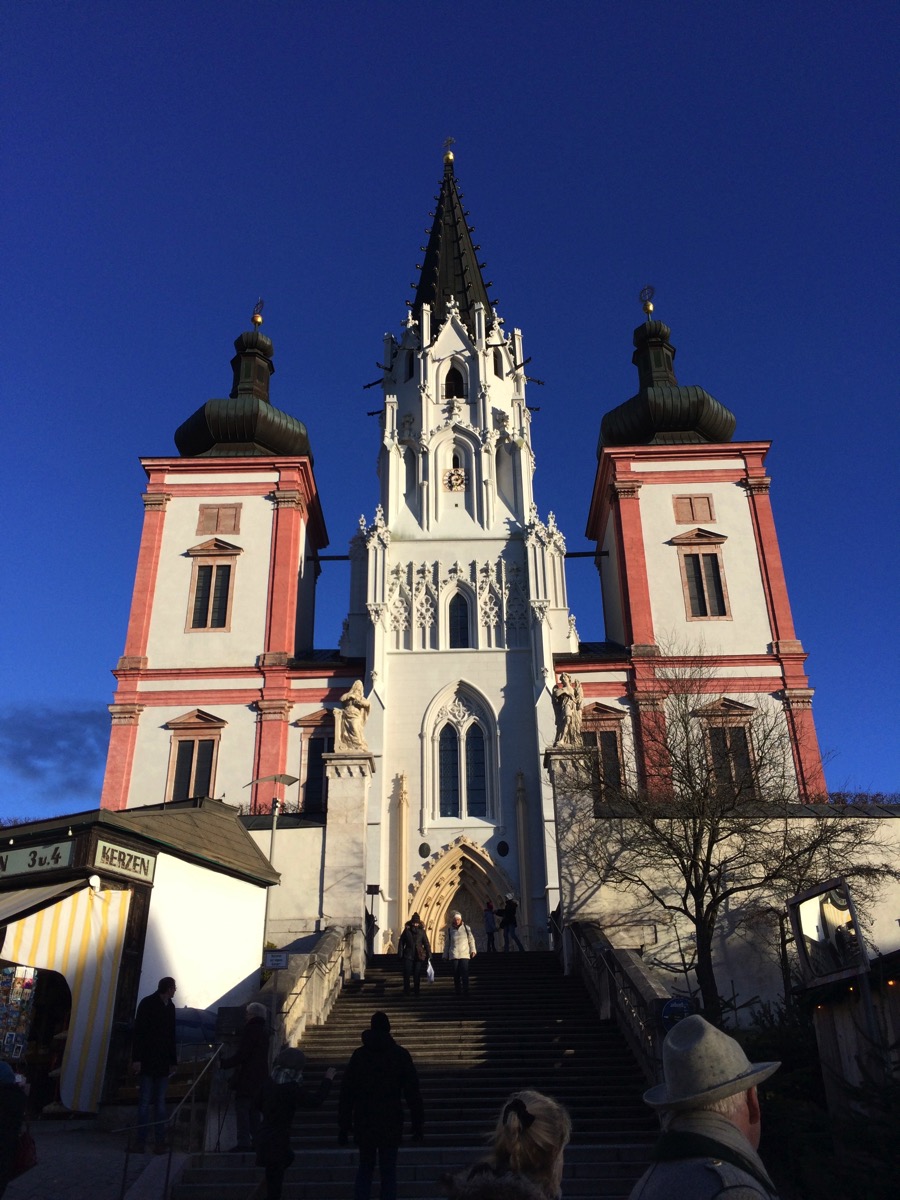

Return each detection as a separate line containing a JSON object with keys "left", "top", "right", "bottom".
{"left": 334, "top": 680, "right": 370, "bottom": 752}
{"left": 142, "top": 492, "right": 170, "bottom": 511}
{"left": 367, "top": 602, "right": 387, "bottom": 626}
{"left": 530, "top": 600, "right": 550, "bottom": 623}
{"left": 524, "top": 508, "right": 567, "bottom": 556}
{"left": 365, "top": 505, "right": 391, "bottom": 550}
{"left": 551, "top": 673, "right": 583, "bottom": 747}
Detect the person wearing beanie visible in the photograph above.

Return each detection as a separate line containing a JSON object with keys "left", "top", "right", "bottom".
{"left": 0, "top": 1062, "right": 26, "bottom": 1197}
{"left": 254, "top": 1046, "right": 336, "bottom": 1200}
{"left": 338, "top": 1011, "right": 424, "bottom": 1200}
{"left": 443, "top": 911, "right": 477, "bottom": 996}
{"left": 397, "top": 912, "right": 431, "bottom": 996}
{"left": 628, "top": 1014, "right": 781, "bottom": 1199}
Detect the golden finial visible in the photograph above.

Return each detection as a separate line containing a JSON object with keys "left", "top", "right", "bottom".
{"left": 443, "top": 135, "right": 456, "bottom": 165}
{"left": 252, "top": 297, "right": 264, "bottom": 327}
{"left": 639, "top": 285, "right": 655, "bottom": 319}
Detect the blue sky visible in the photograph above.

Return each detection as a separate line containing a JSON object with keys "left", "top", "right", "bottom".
{"left": 2, "top": 1, "right": 898, "bottom": 818}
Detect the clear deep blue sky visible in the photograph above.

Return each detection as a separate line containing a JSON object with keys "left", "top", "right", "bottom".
{"left": 2, "top": 1, "right": 898, "bottom": 818}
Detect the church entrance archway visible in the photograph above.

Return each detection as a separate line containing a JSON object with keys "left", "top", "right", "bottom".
{"left": 408, "top": 838, "right": 514, "bottom": 952}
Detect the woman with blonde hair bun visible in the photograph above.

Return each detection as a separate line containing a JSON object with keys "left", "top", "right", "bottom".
{"left": 443, "top": 1089, "right": 572, "bottom": 1199}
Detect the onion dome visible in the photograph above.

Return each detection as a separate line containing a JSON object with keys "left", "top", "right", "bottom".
{"left": 411, "top": 150, "right": 492, "bottom": 339}
{"left": 174, "top": 313, "right": 312, "bottom": 460}
{"left": 599, "top": 318, "right": 736, "bottom": 451}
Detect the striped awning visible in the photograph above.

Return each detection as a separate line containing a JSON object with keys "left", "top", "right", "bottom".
{"left": 0, "top": 881, "right": 85, "bottom": 926}
{"left": 3, "top": 887, "right": 131, "bottom": 1112}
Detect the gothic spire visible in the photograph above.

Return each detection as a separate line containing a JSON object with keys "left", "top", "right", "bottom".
{"left": 411, "top": 150, "right": 492, "bottom": 339}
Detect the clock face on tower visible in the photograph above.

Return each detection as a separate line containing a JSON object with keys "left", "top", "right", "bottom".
{"left": 443, "top": 468, "right": 466, "bottom": 492}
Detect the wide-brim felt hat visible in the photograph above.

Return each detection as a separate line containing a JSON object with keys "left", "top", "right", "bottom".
{"left": 643, "top": 1014, "right": 780, "bottom": 1110}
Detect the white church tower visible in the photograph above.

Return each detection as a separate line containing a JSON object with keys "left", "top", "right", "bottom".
{"left": 340, "top": 150, "right": 576, "bottom": 944}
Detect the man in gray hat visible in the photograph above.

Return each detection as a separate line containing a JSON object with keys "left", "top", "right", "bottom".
{"left": 628, "top": 1014, "right": 781, "bottom": 1199}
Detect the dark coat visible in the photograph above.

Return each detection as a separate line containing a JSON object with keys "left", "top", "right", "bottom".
{"left": 398, "top": 922, "right": 431, "bottom": 962}
{"left": 132, "top": 991, "right": 177, "bottom": 1078}
{"left": 338, "top": 1027, "right": 424, "bottom": 1146}
{"left": 499, "top": 900, "right": 519, "bottom": 929}
{"left": 255, "top": 1074, "right": 332, "bottom": 1169}
{"left": 0, "top": 1082, "right": 26, "bottom": 1191}
{"left": 221, "top": 1015, "right": 270, "bottom": 1099}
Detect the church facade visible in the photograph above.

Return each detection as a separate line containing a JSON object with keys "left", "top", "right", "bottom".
{"left": 99, "top": 152, "right": 826, "bottom": 958}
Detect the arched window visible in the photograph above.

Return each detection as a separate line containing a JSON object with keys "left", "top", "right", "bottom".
{"left": 444, "top": 366, "right": 465, "bottom": 398}
{"left": 448, "top": 594, "right": 469, "bottom": 648}
{"left": 465, "top": 726, "right": 486, "bottom": 817}
{"left": 404, "top": 350, "right": 414, "bottom": 382}
{"left": 493, "top": 347, "right": 504, "bottom": 378}
{"left": 439, "top": 725, "right": 460, "bottom": 817}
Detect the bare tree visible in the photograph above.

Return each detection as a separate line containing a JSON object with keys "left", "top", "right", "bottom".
{"left": 549, "top": 655, "right": 900, "bottom": 1025}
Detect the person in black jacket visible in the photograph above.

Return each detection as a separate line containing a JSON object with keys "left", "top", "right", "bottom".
{"left": 131, "top": 976, "right": 177, "bottom": 1153}
{"left": 0, "top": 1062, "right": 26, "bottom": 1198}
{"left": 397, "top": 912, "right": 431, "bottom": 995}
{"left": 221, "top": 1001, "right": 271, "bottom": 1152}
{"left": 255, "top": 1047, "right": 335, "bottom": 1200}
{"left": 338, "top": 1011, "right": 424, "bottom": 1200}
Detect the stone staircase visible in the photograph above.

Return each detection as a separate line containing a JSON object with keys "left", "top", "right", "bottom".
{"left": 173, "top": 951, "right": 657, "bottom": 1198}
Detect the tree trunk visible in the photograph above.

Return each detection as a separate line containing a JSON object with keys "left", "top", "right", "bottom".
{"left": 694, "top": 921, "right": 722, "bottom": 1025}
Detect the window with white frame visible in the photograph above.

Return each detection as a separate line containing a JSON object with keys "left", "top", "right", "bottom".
{"left": 164, "top": 710, "right": 225, "bottom": 802}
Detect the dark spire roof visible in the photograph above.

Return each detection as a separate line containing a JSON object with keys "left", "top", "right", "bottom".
{"left": 174, "top": 322, "right": 312, "bottom": 460}
{"left": 411, "top": 152, "right": 492, "bottom": 339}
{"left": 598, "top": 319, "right": 736, "bottom": 451}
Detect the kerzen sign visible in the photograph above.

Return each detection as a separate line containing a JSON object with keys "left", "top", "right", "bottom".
{"left": 94, "top": 840, "right": 156, "bottom": 883}
{"left": 0, "top": 842, "right": 75, "bottom": 878}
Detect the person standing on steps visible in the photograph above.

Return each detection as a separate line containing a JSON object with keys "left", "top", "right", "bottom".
{"left": 398, "top": 911, "right": 431, "bottom": 995}
{"left": 444, "top": 910, "right": 477, "bottom": 995}
{"left": 255, "top": 1047, "right": 336, "bottom": 1200}
{"left": 131, "top": 976, "right": 177, "bottom": 1153}
{"left": 221, "top": 1001, "right": 271, "bottom": 1152}
{"left": 628, "top": 1014, "right": 782, "bottom": 1199}
{"left": 483, "top": 900, "right": 497, "bottom": 952}
{"left": 498, "top": 894, "right": 525, "bottom": 952}
{"left": 339, "top": 1011, "right": 424, "bottom": 1200}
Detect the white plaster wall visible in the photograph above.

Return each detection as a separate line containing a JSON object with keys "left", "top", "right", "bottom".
{"left": 126, "top": 702, "right": 259, "bottom": 808}
{"left": 640, "top": 480, "right": 773, "bottom": 653}
{"left": 138, "top": 852, "right": 266, "bottom": 1012}
{"left": 247, "top": 826, "right": 326, "bottom": 946}
{"left": 146, "top": 491, "right": 275, "bottom": 667}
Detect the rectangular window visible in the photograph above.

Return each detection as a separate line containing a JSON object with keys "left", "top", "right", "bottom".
{"left": 303, "top": 736, "right": 333, "bottom": 815}
{"left": 189, "top": 563, "right": 233, "bottom": 629}
{"left": 674, "top": 495, "right": 714, "bottom": 523}
{"left": 708, "top": 725, "right": 756, "bottom": 798}
{"left": 582, "top": 729, "right": 623, "bottom": 813}
{"left": 465, "top": 727, "right": 487, "bottom": 817}
{"left": 682, "top": 552, "right": 728, "bottom": 619}
{"left": 197, "top": 504, "right": 241, "bottom": 535}
{"left": 439, "top": 726, "right": 460, "bottom": 816}
{"left": 170, "top": 738, "right": 216, "bottom": 802}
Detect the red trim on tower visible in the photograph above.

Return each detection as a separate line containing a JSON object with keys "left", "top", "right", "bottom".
{"left": 100, "top": 705, "right": 142, "bottom": 811}
{"left": 121, "top": 485, "right": 169, "bottom": 661}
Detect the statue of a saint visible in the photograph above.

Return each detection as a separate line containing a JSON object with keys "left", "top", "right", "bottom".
{"left": 552, "top": 672, "right": 583, "bottom": 747}
{"left": 335, "top": 680, "right": 371, "bottom": 752}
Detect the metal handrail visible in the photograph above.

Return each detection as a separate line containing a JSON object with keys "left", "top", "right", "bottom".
{"left": 115, "top": 1042, "right": 224, "bottom": 1200}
